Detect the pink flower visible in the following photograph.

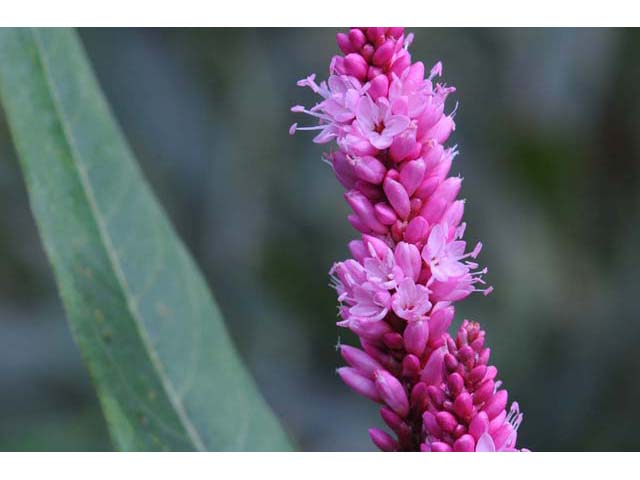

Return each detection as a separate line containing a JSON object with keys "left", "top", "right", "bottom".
{"left": 422, "top": 223, "right": 469, "bottom": 282}
{"left": 363, "top": 244, "right": 403, "bottom": 290}
{"left": 348, "top": 283, "right": 391, "bottom": 323}
{"left": 290, "top": 74, "right": 367, "bottom": 144}
{"left": 355, "top": 96, "right": 410, "bottom": 150}
{"left": 391, "top": 277, "right": 431, "bottom": 322}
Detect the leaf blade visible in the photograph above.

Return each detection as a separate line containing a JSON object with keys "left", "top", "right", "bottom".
{"left": 0, "top": 27, "right": 292, "bottom": 451}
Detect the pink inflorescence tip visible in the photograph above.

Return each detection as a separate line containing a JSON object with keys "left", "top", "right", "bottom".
{"left": 291, "top": 27, "right": 526, "bottom": 452}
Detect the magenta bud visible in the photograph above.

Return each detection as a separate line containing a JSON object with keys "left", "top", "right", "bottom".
{"left": 331, "top": 151, "right": 357, "bottom": 189}
{"left": 368, "top": 74, "right": 389, "bottom": 101}
{"left": 394, "top": 242, "right": 421, "bottom": 281}
{"left": 354, "top": 180, "right": 383, "bottom": 201}
{"left": 421, "top": 346, "right": 445, "bottom": 385}
{"left": 388, "top": 27, "right": 404, "bottom": 38}
{"left": 453, "top": 434, "right": 475, "bottom": 452}
{"left": 437, "top": 177, "right": 462, "bottom": 206}
{"left": 444, "top": 353, "right": 458, "bottom": 372}
{"left": 411, "top": 382, "right": 429, "bottom": 410}
{"left": 360, "top": 234, "right": 388, "bottom": 259}
{"left": 374, "top": 202, "right": 398, "bottom": 225}
{"left": 469, "top": 411, "right": 490, "bottom": 440}
{"left": 430, "top": 441, "right": 452, "bottom": 452}
{"left": 444, "top": 200, "right": 465, "bottom": 229}
{"left": 428, "top": 305, "right": 454, "bottom": 340}
{"left": 473, "top": 379, "right": 495, "bottom": 404}
{"left": 347, "top": 214, "right": 371, "bottom": 234}
{"left": 353, "top": 155, "right": 386, "bottom": 185}
{"left": 436, "top": 411, "right": 457, "bottom": 433}
{"left": 361, "top": 43, "right": 375, "bottom": 62}
{"left": 344, "top": 53, "right": 368, "bottom": 81}
{"left": 478, "top": 347, "right": 491, "bottom": 365}
{"left": 422, "top": 411, "right": 442, "bottom": 437}
{"left": 345, "top": 190, "right": 388, "bottom": 234}
{"left": 373, "top": 39, "right": 395, "bottom": 66}
{"left": 383, "top": 176, "right": 411, "bottom": 219}
{"left": 337, "top": 367, "right": 382, "bottom": 402}
{"left": 414, "top": 175, "right": 440, "bottom": 200}
{"left": 427, "top": 385, "right": 445, "bottom": 407}
{"left": 420, "top": 196, "right": 447, "bottom": 225}
{"left": 380, "top": 406, "right": 403, "bottom": 431}
{"left": 400, "top": 158, "right": 426, "bottom": 196}
{"left": 432, "top": 149, "right": 454, "bottom": 181}
{"left": 402, "top": 354, "right": 421, "bottom": 377}
{"left": 375, "top": 370, "right": 410, "bottom": 417}
{"left": 404, "top": 216, "right": 429, "bottom": 244}
{"left": 368, "top": 428, "right": 397, "bottom": 452}
{"left": 367, "top": 65, "right": 383, "bottom": 80}
{"left": 454, "top": 392, "right": 474, "bottom": 419}
{"left": 340, "top": 345, "right": 383, "bottom": 378}
{"left": 425, "top": 114, "right": 455, "bottom": 144}
{"left": 422, "top": 142, "right": 446, "bottom": 170}
{"left": 366, "top": 27, "right": 385, "bottom": 43}
{"left": 403, "top": 320, "right": 429, "bottom": 357}
{"left": 348, "top": 29, "right": 367, "bottom": 50}
{"left": 483, "top": 390, "right": 508, "bottom": 419}
{"left": 336, "top": 33, "right": 355, "bottom": 54}
{"left": 349, "top": 319, "right": 392, "bottom": 341}
{"left": 447, "top": 372, "right": 464, "bottom": 397}
{"left": 469, "top": 365, "right": 487, "bottom": 384}
{"left": 458, "top": 345, "right": 475, "bottom": 364}
{"left": 485, "top": 365, "right": 498, "bottom": 381}
{"left": 382, "top": 332, "right": 404, "bottom": 350}
{"left": 390, "top": 131, "right": 420, "bottom": 163}
{"left": 417, "top": 104, "right": 445, "bottom": 140}
{"left": 348, "top": 239, "right": 367, "bottom": 263}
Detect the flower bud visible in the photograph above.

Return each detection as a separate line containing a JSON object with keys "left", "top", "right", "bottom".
{"left": 340, "top": 345, "right": 383, "bottom": 378}
{"left": 403, "top": 320, "right": 429, "bottom": 357}
{"left": 375, "top": 369, "right": 410, "bottom": 417}
{"left": 400, "top": 158, "right": 426, "bottom": 196}
{"left": 383, "top": 176, "right": 411, "bottom": 219}
{"left": 368, "top": 428, "right": 397, "bottom": 452}
{"left": 344, "top": 53, "right": 368, "bottom": 80}
{"left": 337, "top": 367, "right": 382, "bottom": 402}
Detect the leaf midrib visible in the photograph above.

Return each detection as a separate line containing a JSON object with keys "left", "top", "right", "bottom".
{"left": 30, "top": 28, "right": 206, "bottom": 451}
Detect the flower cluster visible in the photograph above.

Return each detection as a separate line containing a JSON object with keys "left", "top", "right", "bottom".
{"left": 291, "top": 27, "right": 525, "bottom": 452}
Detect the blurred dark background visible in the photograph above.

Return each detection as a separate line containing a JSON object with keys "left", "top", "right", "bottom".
{"left": 1, "top": 28, "right": 639, "bottom": 451}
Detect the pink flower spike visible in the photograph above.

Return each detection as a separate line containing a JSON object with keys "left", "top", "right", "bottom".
{"left": 292, "top": 28, "right": 526, "bottom": 453}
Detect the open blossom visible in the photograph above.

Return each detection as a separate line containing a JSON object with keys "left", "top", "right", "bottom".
{"left": 292, "top": 27, "right": 525, "bottom": 452}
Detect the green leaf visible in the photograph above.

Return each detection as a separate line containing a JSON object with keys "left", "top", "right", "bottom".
{"left": 0, "top": 28, "right": 292, "bottom": 451}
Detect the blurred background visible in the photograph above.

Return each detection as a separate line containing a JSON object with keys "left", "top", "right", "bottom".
{"left": 0, "top": 28, "right": 639, "bottom": 451}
